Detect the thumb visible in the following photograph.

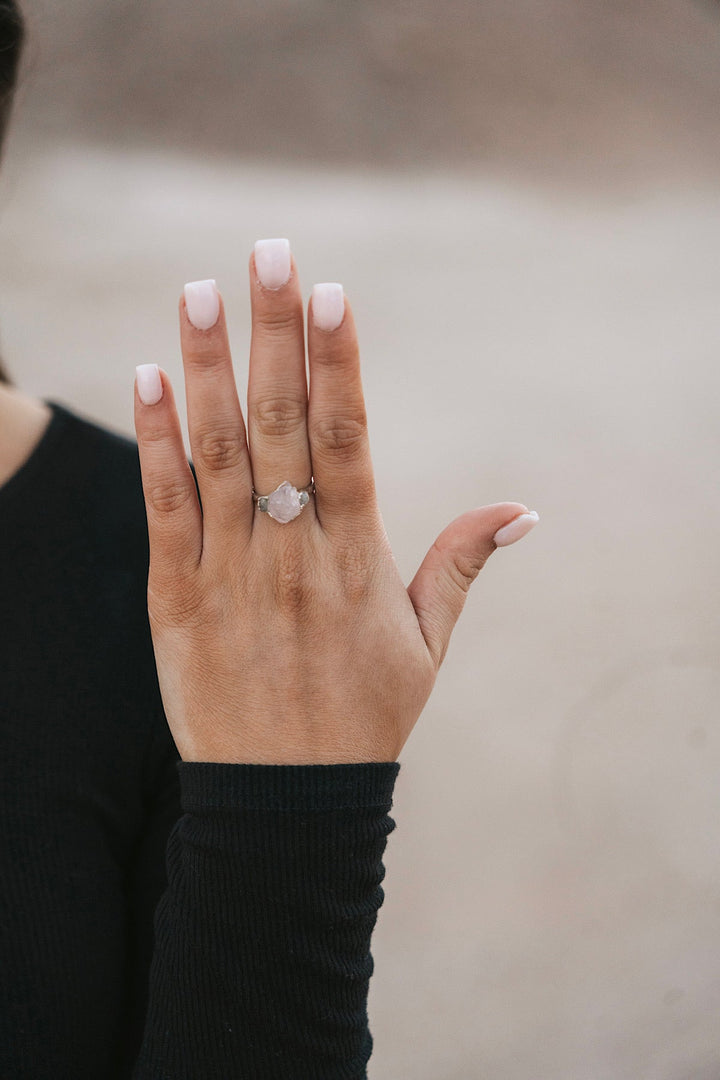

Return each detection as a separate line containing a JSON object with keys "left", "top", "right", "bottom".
{"left": 406, "top": 502, "right": 539, "bottom": 669}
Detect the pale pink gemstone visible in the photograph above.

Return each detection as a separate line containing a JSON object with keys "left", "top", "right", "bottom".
{"left": 266, "top": 481, "right": 303, "bottom": 523}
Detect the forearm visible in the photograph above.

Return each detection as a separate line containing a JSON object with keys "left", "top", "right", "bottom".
{"left": 132, "top": 760, "right": 400, "bottom": 1080}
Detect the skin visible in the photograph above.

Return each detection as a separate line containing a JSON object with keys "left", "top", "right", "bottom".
{"left": 0, "top": 384, "right": 53, "bottom": 488}
{"left": 132, "top": 249, "right": 534, "bottom": 765}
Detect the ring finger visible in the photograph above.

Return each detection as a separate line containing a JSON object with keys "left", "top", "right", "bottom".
{"left": 246, "top": 239, "right": 314, "bottom": 523}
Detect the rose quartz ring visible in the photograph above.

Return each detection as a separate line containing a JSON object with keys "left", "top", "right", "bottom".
{"left": 252, "top": 479, "right": 315, "bottom": 523}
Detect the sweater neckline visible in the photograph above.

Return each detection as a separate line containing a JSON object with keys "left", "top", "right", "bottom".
{"left": 0, "top": 399, "right": 76, "bottom": 511}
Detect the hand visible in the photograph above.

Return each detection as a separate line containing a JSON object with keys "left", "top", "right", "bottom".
{"left": 133, "top": 240, "right": 538, "bottom": 764}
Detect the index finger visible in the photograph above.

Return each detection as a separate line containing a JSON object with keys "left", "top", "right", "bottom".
{"left": 307, "top": 284, "right": 379, "bottom": 533}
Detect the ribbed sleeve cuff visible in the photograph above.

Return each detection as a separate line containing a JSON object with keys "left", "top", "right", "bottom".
{"left": 176, "top": 760, "right": 401, "bottom": 813}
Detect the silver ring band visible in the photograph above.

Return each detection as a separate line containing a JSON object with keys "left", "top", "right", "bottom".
{"left": 251, "top": 478, "right": 315, "bottom": 523}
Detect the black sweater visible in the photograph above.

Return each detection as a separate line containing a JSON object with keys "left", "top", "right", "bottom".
{"left": 0, "top": 399, "right": 400, "bottom": 1079}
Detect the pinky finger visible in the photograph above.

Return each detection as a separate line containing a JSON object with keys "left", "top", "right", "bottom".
{"left": 134, "top": 364, "right": 203, "bottom": 583}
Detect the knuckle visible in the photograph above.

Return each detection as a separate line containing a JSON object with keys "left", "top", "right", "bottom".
{"left": 446, "top": 548, "right": 485, "bottom": 593}
{"left": 145, "top": 477, "right": 196, "bottom": 517}
{"left": 273, "top": 543, "right": 315, "bottom": 615}
{"left": 336, "top": 545, "right": 373, "bottom": 604}
{"left": 185, "top": 345, "right": 230, "bottom": 375}
{"left": 147, "top": 575, "right": 203, "bottom": 628}
{"left": 311, "top": 413, "right": 367, "bottom": 460}
{"left": 312, "top": 339, "right": 358, "bottom": 369}
{"left": 194, "top": 424, "right": 245, "bottom": 473}
{"left": 137, "top": 422, "right": 170, "bottom": 451}
{"left": 253, "top": 396, "right": 307, "bottom": 439}
{"left": 256, "top": 307, "right": 303, "bottom": 338}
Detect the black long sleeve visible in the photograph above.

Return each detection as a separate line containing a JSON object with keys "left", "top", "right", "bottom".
{"left": 0, "top": 399, "right": 400, "bottom": 1079}
{"left": 132, "top": 759, "right": 398, "bottom": 1079}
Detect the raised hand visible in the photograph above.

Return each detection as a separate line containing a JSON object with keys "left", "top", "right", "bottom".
{"left": 133, "top": 240, "right": 538, "bottom": 764}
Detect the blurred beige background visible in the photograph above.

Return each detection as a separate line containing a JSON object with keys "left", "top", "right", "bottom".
{"left": 2, "top": 2, "right": 720, "bottom": 1077}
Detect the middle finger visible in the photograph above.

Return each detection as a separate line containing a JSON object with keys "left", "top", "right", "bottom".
{"left": 246, "top": 239, "right": 314, "bottom": 519}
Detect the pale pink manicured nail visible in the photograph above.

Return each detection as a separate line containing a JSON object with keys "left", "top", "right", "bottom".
{"left": 136, "top": 364, "right": 163, "bottom": 406}
{"left": 254, "top": 238, "right": 291, "bottom": 289}
{"left": 184, "top": 279, "right": 219, "bottom": 330}
{"left": 493, "top": 511, "right": 540, "bottom": 547}
{"left": 312, "top": 283, "right": 345, "bottom": 331}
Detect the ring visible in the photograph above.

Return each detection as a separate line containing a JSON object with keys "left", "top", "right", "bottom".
{"left": 251, "top": 478, "right": 316, "bottom": 523}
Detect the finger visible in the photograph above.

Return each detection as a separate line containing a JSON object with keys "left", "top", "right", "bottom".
{"left": 134, "top": 364, "right": 203, "bottom": 584}
{"left": 246, "top": 239, "right": 314, "bottom": 522}
{"left": 180, "top": 279, "right": 254, "bottom": 547}
{"left": 407, "top": 503, "right": 539, "bottom": 669}
{"left": 306, "top": 283, "right": 378, "bottom": 531}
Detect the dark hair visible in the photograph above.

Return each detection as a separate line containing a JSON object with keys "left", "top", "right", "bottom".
{"left": 0, "top": 1, "right": 24, "bottom": 386}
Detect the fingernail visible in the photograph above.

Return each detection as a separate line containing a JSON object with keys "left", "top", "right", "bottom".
{"left": 312, "top": 282, "right": 345, "bottom": 331}
{"left": 136, "top": 364, "right": 163, "bottom": 406}
{"left": 184, "top": 279, "right": 219, "bottom": 330}
{"left": 493, "top": 511, "right": 539, "bottom": 547}
{"left": 254, "top": 238, "right": 291, "bottom": 289}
